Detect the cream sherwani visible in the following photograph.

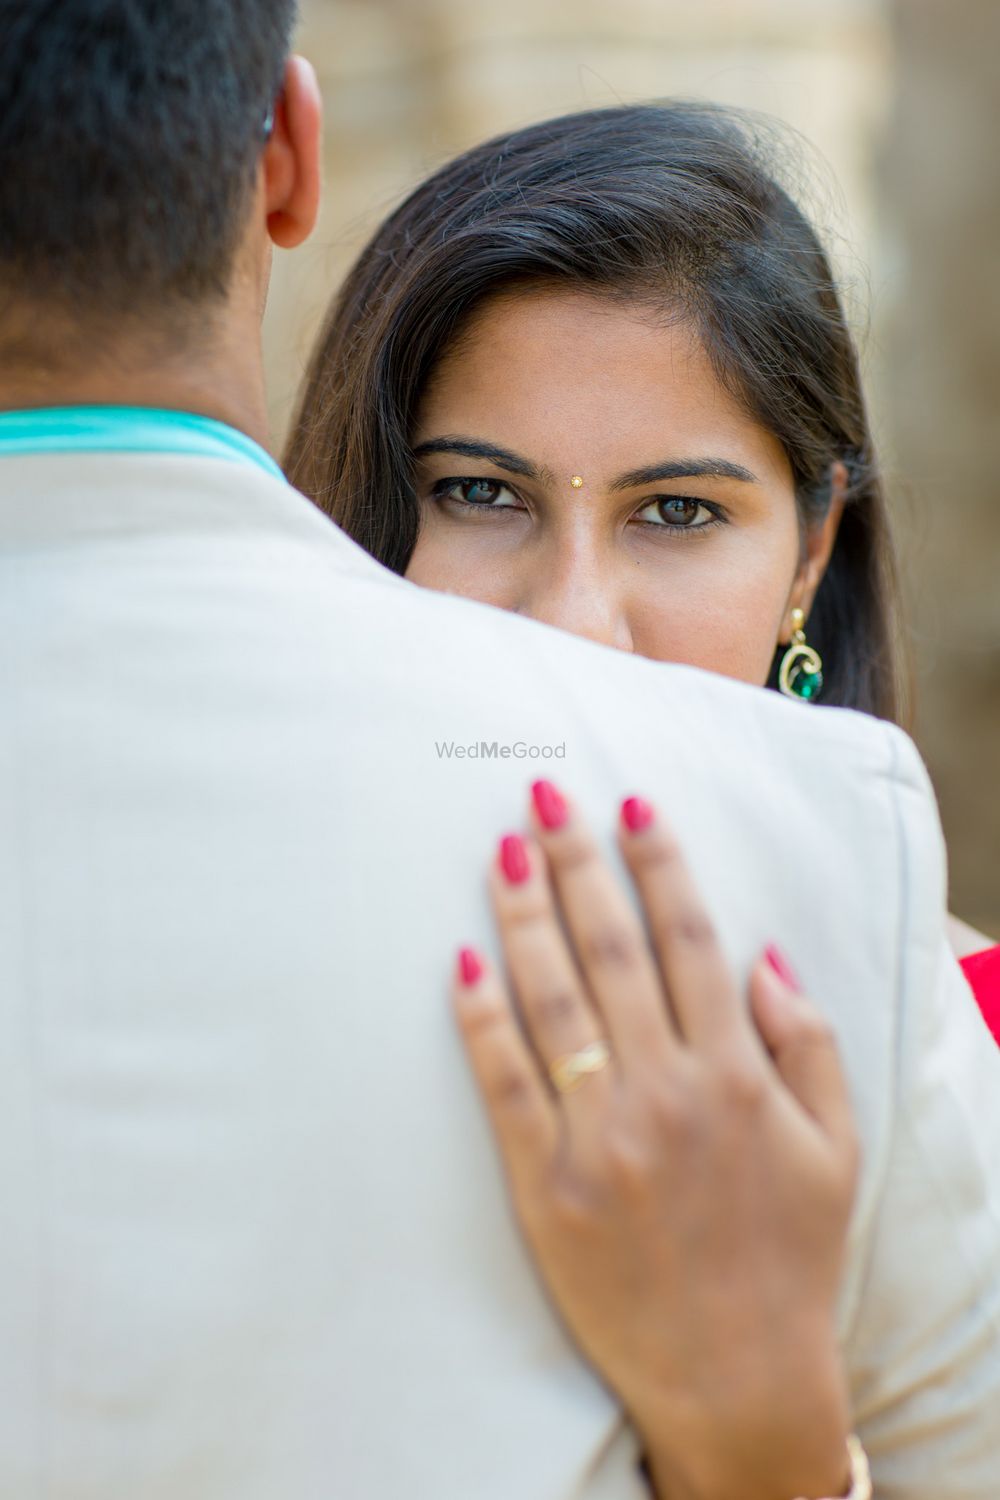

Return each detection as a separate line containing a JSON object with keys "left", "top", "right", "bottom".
{"left": 1, "top": 452, "right": 999, "bottom": 1500}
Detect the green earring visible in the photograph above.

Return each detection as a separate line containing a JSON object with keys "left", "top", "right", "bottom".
{"left": 778, "top": 608, "right": 824, "bottom": 702}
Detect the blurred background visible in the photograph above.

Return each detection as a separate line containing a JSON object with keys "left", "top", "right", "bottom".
{"left": 264, "top": 0, "right": 1000, "bottom": 933}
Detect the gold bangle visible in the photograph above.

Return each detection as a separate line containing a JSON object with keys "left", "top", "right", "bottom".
{"left": 794, "top": 1434, "right": 871, "bottom": 1500}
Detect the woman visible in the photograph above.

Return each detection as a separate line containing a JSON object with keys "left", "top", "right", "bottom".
{"left": 286, "top": 99, "right": 998, "bottom": 1012}
{"left": 286, "top": 103, "right": 999, "bottom": 1494}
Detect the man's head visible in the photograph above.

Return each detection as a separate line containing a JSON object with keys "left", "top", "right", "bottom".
{"left": 0, "top": 0, "right": 321, "bottom": 381}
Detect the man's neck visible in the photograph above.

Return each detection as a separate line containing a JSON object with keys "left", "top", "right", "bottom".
{"left": 0, "top": 368, "right": 272, "bottom": 453}
{"left": 0, "top": 304, "right": 274, "bottom": 454}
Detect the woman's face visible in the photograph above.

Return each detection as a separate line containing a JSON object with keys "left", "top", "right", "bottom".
{"left": 406, "top": 288, "right": 842, "bottom": 683}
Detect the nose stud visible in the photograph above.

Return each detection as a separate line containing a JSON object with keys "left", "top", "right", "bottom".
{"left": 570, "top": 475, "right": 584, "bottom": 488}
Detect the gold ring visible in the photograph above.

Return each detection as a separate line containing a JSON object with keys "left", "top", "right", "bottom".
{"left": 548, "top": 1038, "right": 612, "bottom": 1094}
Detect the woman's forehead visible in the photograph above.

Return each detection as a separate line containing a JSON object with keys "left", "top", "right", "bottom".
{"left": 416, "top": 286, "right": 793, "bottom": 491}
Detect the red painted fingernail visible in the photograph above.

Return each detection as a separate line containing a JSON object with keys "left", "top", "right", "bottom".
{"left": 499, "top": 832, "right": 531, "bottom": 884}
{"left": 764, "top": 943, "right": 801, "bottom": 991}
{"left": 457, "top": 947, "right": 483, "bottom": 986}
{"left": 621, "top": 796, "right": 654, "bottom": 833}
{"left": 532, "top": 779, "right": 568, "bottom": 831}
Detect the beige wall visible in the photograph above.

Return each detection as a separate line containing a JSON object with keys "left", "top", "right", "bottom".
{"left": 263, "top": 0, "right": 999, "bottom": 932}
{"left": 881, "top": 0, "right": 1000, "bottom": 932}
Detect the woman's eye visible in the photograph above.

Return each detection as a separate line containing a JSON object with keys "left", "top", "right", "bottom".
{"left": 435, "top": 478, "right": 521, "bottom": 509}
{"left": 635, "top": 497, "right": 718, "bottom": 530}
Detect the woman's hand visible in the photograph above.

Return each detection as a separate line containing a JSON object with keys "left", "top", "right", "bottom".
{"left": 452, "top": 781, "right": 859, "bottom": 1500}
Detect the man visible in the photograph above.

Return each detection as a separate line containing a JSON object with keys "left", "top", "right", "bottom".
{"left": 0, "top": 4, "right": 998, "bottom": 1498}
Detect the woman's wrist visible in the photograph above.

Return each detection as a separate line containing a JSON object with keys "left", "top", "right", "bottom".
{"left": 642, "top": 1442, "right": 853, "bottom": 1500}
{"left": 634, "top": 1344, "right": 853, "bottom": 1500}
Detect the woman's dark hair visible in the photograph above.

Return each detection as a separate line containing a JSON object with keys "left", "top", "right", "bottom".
{"left": 286, "top": 102, "right": 907, "bottom": 723}
{"left": 0, "top": 0, "right": 297, "bottom": 312}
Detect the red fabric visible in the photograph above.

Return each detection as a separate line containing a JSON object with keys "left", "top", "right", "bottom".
{"left": 961, "top": 945, "right": 1000, "bottom": 1046}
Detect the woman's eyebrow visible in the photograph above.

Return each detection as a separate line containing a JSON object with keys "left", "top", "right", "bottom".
{"left": 611, "top": 457, "right": 760, "bottom": 490}
{"left": 411, "top": 436, "right": 552, "bottom": 482}
{"left": 411, "top": 440, "right": 759, "bottom": 490}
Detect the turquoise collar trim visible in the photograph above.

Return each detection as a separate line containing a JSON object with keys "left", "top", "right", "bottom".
{"left": 0, "top": 405, "right": 284, "bottom": 482}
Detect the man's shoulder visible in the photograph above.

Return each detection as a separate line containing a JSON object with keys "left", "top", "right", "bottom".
{"left": 339, "top": 541, "right": 915, "bottom": 789}
{"left": 1, "top": 451, "right": 930, "bottom": 821}
{"left": 254, "top": 474, "right": 929, "bottom": 822}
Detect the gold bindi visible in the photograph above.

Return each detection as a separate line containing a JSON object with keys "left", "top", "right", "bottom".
{"left": 570, "top": 475, "right": 584, "bottom": 488}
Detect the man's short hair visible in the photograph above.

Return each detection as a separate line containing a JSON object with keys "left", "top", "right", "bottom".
{"left": 0, "top": 1, "right": 298, "bottom": 314}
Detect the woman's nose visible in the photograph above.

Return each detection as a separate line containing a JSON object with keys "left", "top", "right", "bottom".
{"left": 516, "top": 559, "right": 634, "bottom": 653}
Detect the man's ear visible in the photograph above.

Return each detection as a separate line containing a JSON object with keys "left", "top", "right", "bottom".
{"left": 780, "top": 461, "right": 847, "bottom": 642}
{"left": 263, "top": 55, "right": 323, "bottom": 250}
